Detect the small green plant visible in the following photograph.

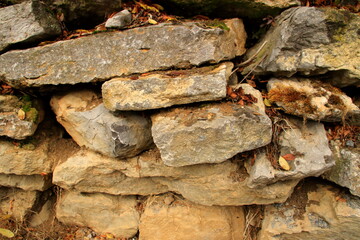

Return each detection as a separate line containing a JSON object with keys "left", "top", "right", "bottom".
{"left": 19, "top": 95, "right": 39, "bottom": 123}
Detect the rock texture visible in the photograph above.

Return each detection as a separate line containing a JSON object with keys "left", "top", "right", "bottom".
{"left": 0, "top": 19, "right": 246, "bottom": 87}
{"left": 259, "top": 181, "right": 360, "bottom": 240}
{"left": 324, "top": 142, "right": 360, "bottom": 197}
{"left": 151, "top": 102, "right": 272, "bottom": 167}
{"left": 102, "top": 62, "right": 233, "bottom": 111}
{"left": 267, "top": 78, "right": 359, "bottom": 121}
{"left": 105, "top": 10, "right": 132, "bottom": 29}
{"left": 0, "top": 174, "right": 52, "bottom": 191}
{"left": 243, "top": 7, "right": 360, "bottom": 87}
{"left": 246, "top": 119, "right": 333, "bottom": 187}
{"left": 0, "top": 0, "right": 61, "bottom": 53}
{"left": 56, "top": 191, "right": 140, "bottom": 238}
{"left": 0, "top": 188, "right": 40, "bottom": 221}
{"left": 139, "top": 194, "right": 245, "bottom": 240}
{"left": 53, "top": 150, "right": 169, "bottom": 195}
{"left": 51, "top": 90, "right": 153, "bottom": 158}
{"left": 154, "top": 0, "right": 300, "bottom": 19}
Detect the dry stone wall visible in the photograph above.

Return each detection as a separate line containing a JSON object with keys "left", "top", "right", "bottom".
{"left": 0, "top": 1, "right": 359, "bottom": 239}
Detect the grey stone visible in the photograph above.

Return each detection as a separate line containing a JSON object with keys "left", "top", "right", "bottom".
{"left": 102, "top": 62, "right": 234, "bottom": 111}
{"left": 0, "top": 174, "right": 52, "bottom": 191}
{"left": 243, "top": 7, "right": 360, "bottom": 87}
{"left": 323, "top": 142, "right": 360, "bottom": 197}
{"left": 0, "top": 187, "right": 40, "bottom": 221}
{"left": 153, "top": 0, "right": 300, "bottom": 19}
{"left": 0, "top": 95, "right": 21, "bottom": 112}
{"left": 139, "top": 193, "right": 245, "bottom": 240}
{"left": 259, "top": 181, "right": 360, "bottom": 240}
{"left": 0, "top": 138, "right": 51, "bottom": 175}
{"left": 50, "top": 90, "right": 153, "bottom": 158}
{"left": 56, "top": 191, "right": 139, "bottom": 238}
{"left": 267, "top": 78, "right": 359, "bottom": 122}
{"left": 53, "top": 149, "right": 169, "bottom": 195}
{"left": 29, "top": 196, "right": 56, "bottom": 227}
{"left": 151, "top": 102, "right": 272, "bottom": 167}
{"left": 246, "top": 118, "right": 334, "bottom": 188}
{"left": 0, "top": 113, "right": 39, "bottom": 139}
{"left": 105, "top": 10, "right": 132, "bottom": 29}
{"left": 0, "top": 0, "right": 61, "bottom": 53}
{"left": 0, "top": 19, "right": 246, "bottom": 87}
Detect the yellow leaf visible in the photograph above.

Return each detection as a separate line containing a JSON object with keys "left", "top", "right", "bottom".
{"left": 279, "top": 156, "right": 291, "bottom": 171}
{"left": 153, "top": 4, "right": 164, "bottom": 11}
{"left": 148, "top": 18, "right": 158, "bottom": 25}
{"left": 0, "top": 228, "right": 15, "bottom": 238}
{"left": 18, "top": 109, "right": 25, "bottom": 120}
{"left": 264, "top": 98, "right": 272, "bottom": 107}
{"left": 138, "top": 2, "right": 159, "bottom": 12}
{"left": 0, "top": 214, "right": 11, "bottom": 220}
{"left": 106, "top": 233, "right": 114, "bottom": 239}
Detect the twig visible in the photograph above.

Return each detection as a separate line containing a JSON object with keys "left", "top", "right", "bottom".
{"left": 237, "top": 41, "right": 268, "bottom": 68}
{"left": 239, "top": 53, "right": 267, "bottom": 84}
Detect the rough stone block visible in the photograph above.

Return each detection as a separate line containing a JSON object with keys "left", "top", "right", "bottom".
{"left": 105, "top": 10, "right": 132, "bottom": 29}
{"left": 0, "top": 174, "right": 52, "bottom": 191}
{"left": 102, "top": 62, "right": 233, "bottom": 111}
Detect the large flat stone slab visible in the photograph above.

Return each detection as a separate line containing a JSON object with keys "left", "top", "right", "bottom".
{"left": 246, "top": 118, "right": 334, "bottom": 188}
{"left": 0, "top": 174, "right": 52, "bottom": 191}
{"left": 102, "top": 62, "right": 233, "bottom": 111}
{"left": 267, "top": 78, "right": 359, "bottom": 122}
{"left": 259, "top": 180, "right": 360, "bottom": 240}
{"left": 56, "top": 191, "right": 139, "bottom": 238}
{"left": 139, "top": 193, "right": 245, "bottom": 240}
{"left": 0, "top": 19, "right": 246, "bottom": 87}
{"left": 51, "top": 90, "right": 153, "bottom": 158}
{"left": 53, "top": 150, "right": 169, "bottom": 195}
{"left": 0, "top": 0, "right": 61, "bottom": 53}
{"left": 243, "top": 7, "right": 360, "bottom": 87}
{"left": 151, "top": 101, "right": 272, "bottom": 167}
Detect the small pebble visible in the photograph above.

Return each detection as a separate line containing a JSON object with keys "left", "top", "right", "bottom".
{"left": 346, "top": 140, "right": 355, "bottom": 148}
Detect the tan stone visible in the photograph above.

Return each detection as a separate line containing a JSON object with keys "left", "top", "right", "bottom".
{"left": 56, "top": 191, "right": 140, "bottom": 238}
{"left": 139, "top": 193, "right": 245, "bottom": 240}
{"left": 0, "top": 174, "right": 52, "bottom": 191}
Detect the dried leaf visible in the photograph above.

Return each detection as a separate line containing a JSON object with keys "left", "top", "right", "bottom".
{"left": 153, "top": 4, "right": 164, "bottom": 11}
{"left": 0, "top": 228, "right": 14, "bottom": 238}
{"left": 282, "top": 153, "right": 296, "bottom": 161}
{"left": 279, "top": 156, "right": 291, "bottom": 171}
{"left": 264, "top": 98, "right": 272, "bottom": 107}
{"left": 18, "top": 109, "right": 26, "bottom": 120}
{"left": 148, "top": 18, "right": 158, "bottom": 25}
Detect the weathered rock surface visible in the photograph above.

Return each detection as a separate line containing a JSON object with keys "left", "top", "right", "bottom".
{"left": 139, "top": 193, "right": 245, "bottom": 240}
{"left": 259, "top": 181, "right": 360, "bottom": 240}
{"left": 105, "top": 10, "right": 132, "bottom": 29}
{"left": 0, "top": 113, "right": 39, "bottom": 139}
{"left": 154, "top": 0, "right": 300, "bottom": 19}
{"left": 267, "top": 78, "right": 359, "bottom": 122}
{"left": 246, "top": 118, "right": 333, "bottom": 188}
{"left": 0, "top": 138, "right": 51, "bottom": 175}
{"left": 243, "top": 7, "right": 360, "bottom": 87}
{"left": 43, "top": 0, "right": 122, "bottom": 30}
{"left": 50, "top": 90, "right": 153, "bottom": 158}
{"left": 151, "top": 102, "right": 272, "bottom": 167}
{"left": 102, "top": 62, "right": 233, "bottom": 111}
{"left": 56, "top": 191, "right": 139, "bottom": 238}
{"left": 0, "top": 188, "right": 40, "bottom": 221}
{"left": 0, "top": 0, "right": 61, "bottom": 53}
{"left": 0, "top": 19, "right": 246, "bottom": 87}
{"left": 53, "top": 150, "right": 169, "bottom": 195}
{"left": 0, "top": 174, "right": 52, "bottom": 191}
{"left": 323, "top": 142, "right": 360, "bottom": 197}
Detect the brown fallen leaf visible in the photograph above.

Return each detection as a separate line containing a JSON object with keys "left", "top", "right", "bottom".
{"left": 282, "top": 153, "right": 296, "bottom": 161}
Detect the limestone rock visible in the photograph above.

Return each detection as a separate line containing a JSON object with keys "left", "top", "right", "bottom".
{"left": 0, "top": 174, "right": 52, "bottom": 191}
{"left": 0, "top": 113, "right": 39, "bottom": 139}
{"left": 0, "top": 19, "right": 246, "bottom": 87}
{"left": 259, "top": 181, "right": 360, "bottom": 240}
{"left": 153, "top": 0, "right": 300, "bottom": 19}
{"left": 0, "top": 0, "right": 61, "bottom": 53}
{"left": 151, "top": 102, "right": 272, "bottom": 167}
{"left": 246, "top": 118, "right": 333, "bottom": 188}
{"left": 0, "top": 187, "right": 40, "bottom": 221}
{"left": 43, "top": 0, "right": 122, "bottom": 30}
{"left": 139, "top": 193, "right": 245, "bottom": 240}
{"left": 267, "top": 78, "right": 359, "bottom": 121}
{"left": 0, "top": 95, "right": 21, "bottom": 112}
{"left": 0, "top": 138, "right": 51, "bottom": 175}
{"left": 50, "top": 90, "right": 153, "bottom": 158}
{"left": 30, "top": 196, "right": 56, "bottom": 227}
{"left": 53, "top": 149, "right": 169, "bottom": 195}
{"left": 105, "top": 10, "right": 132, "bottom": 29}
{"left": 56, "top": 191, "right": 140, "bottom": 238}
{"left": 102, "top": 62, "right": 233, "bottom": 111}
{"left": 243, "top": 7, "right": 360, "bottom": 87}
{"left": 323, "top": 142, "right": 360, "bottom": 197}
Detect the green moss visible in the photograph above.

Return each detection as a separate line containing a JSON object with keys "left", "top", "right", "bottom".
{"left": 204, "top": 20, "right": 230, "bottom": 31}
{"left": 25, "top": 108, "right": 39, "bottom": 123}
{"left": 19, "top": 95, "right": 39, "bottom": 122}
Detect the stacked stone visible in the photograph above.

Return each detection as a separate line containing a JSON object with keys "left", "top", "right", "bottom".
{"left": 0, "top": 1, "right": 360, "bottom": 239}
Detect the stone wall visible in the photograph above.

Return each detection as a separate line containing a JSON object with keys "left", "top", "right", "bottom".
{"left": 0, "top": 1, "right": 359, "bottom": 239}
